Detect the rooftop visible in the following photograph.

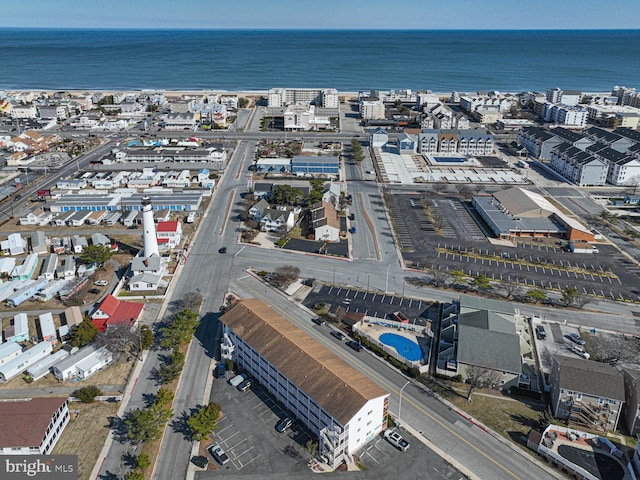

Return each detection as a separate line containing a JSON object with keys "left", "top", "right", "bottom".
{"left": 0, "top": 397, "right": 67, "bottom": 448}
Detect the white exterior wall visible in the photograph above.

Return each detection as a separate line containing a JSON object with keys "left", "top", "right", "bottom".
{"left": 344, "top": 396, "right": 387, "bottom": 459}
{"left": 0, "top": 342, "right": 23, "bottom": 366}
{"left": 314, "top": 225, "right": 340, "bottom": 242}
{"left": 0, "top": 342, "right": 53, "bottom": 382}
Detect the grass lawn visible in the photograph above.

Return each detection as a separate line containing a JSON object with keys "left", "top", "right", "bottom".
{"left": 421, "top": 378, "right": 545, "bottom": 448}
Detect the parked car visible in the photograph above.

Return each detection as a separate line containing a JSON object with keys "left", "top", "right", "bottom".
{"left": 218, "top": 246, "right": 227, "bottom": 254}
{"left": 346, "top": 341, "right": 363, "bottom": 352}
{"left": 330, "top": 330, "right": 346, "bottom": 341}
{"left": 207, "top": 444, "right": 230, "bottom": 465}
{"left": 569, "top": 345, "right": 590, "bottom": 359}
{"left": 94, "top": 280, "right": 108, "bottom": 286}
{"left": 384, "top": 429, "right": 410, "bottom": 451}
{"left": 238, "top": 379, "right": 252, "bottom": 392}
{"left": 229, "top": 373, "right": 247, "bottom": 387}
{"left": 311, "top": 317, "right": 326, "bottom": 326}
{"left": 535, "top": 325, "right": 547, "bottom": 340}
{"left": 565, "top": 333, "right": 586, "bottom": 345}
{"left": 275, "top": 417, "right": 293, "bottom": 433}
{"left": 215, "top": 363, "right": 226, "bottom": 379}
{"left": 191, "top": 455, "right": 208, "bottom": 469}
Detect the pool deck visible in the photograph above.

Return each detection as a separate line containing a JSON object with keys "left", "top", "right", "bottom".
{"left": 357, "top": 321, "right": 430, "bottom": 361}
{"left": 541, "top": 426, "right": 632, "bottom": 480}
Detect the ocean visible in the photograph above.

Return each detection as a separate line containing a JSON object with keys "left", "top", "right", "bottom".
{"left": 0, "top": 29, "right": 638, "bottom": 93}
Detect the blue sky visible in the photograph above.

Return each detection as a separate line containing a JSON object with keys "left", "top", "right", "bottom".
{"left": 3, "top": 0, "right": 640, "bottom": 29}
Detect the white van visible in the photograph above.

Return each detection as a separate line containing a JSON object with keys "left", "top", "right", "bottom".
{"left": 229, "top": 373, "right": 247, "bottom": 387}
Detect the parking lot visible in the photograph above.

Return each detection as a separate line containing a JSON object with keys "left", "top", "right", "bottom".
{"left": 385, "top": 192, "right": 640, "bottom": 303}
{"left": 303, "top": 284, "right": 440, "bottom": 328}
{"left": 197, "top": 370, "right": 465, "bottom": 479}
{"left": 533, "top": 320, "right": 594, "bottom": 376}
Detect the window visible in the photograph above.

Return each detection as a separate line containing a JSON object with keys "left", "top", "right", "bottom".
{"left": 576, "top": 393, "right": 582, "bottom": 401}
{"left": 608, "top": 399, "right": 616, "bottom": 405}
{"left": 599, "top": 398, "right": 605, "bottom": 405}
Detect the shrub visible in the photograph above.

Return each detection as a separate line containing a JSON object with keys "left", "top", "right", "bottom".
{"left": 75, "top": 385, "right": 103, "bottom": 403}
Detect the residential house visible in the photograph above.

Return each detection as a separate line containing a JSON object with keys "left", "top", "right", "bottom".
{"left": 321, "top": 182, "right": 342, "bottom": 206}
{"left": 550, "top": 356, "right": 625, "bottom": 432}
{"left": 6, "top": 278, "right": 49, "bottom": 307}
{"left": 40, "top": 253, "right": 58, "bottom": 280}
{"left": 0, "top": 257, "right": 16, "bottom": 275}
{"left": 0, "top": 342, "right": 23, "bottom": 366}
{"left": 11, "top": 254, "right": 39, "bottom": 280}
{"left": 310, "top": 202, "right": 341, "bottom": 242}
{"left": 1, "top": 233, "right": 25, "bottom": 255}
{"left": 71, "top": 235, "right": 88, "bottom": 253}
{"left": 0, "top": 397, "right": 70, "bottom": 454}
{"left": 90, "top": 294, "right": 144, "bottom": 332}
{"left": 253, "top": 182, "right": 273, "bottom": 199}
{"left": 56, "top": 256, "right": 76, "bottom": 280}
{"left": 63, "top": 306, "right": 83, "bottom": 330}
{"left": 0, "top": 341, "right": 53, "bottom": 382}
{"left": 52, "top": 345, "right": 113, "bottom": 381}
{"left": 549, "top": 143, "right": 609, "bottom": 186}
{"left": 517, "top": 127, "right": 563, "bottom": 160}
{"left": 129, "top": 254, "right": 163, "bottom": 291}
{"left": 369, "top": 127, "right": 389, "bottom": 147}
{"left": 20, "top": 208, "right": 53, "bottom": 226}
{"left": 91, "top": 232, "right": 112, "bottom": 247}
{"left": 37, "top": 313, "right": 57, "bottom": 345}
{"left": 219, "top": 299, "right": 389, "bottom": 469}
{"left": 4, "top": 313, "right": 30, "bottom": 343}
{"left": 156, "top": 221, "right": 183, "bottom": 249}
{"left": 248, "top": 198, "right": 270, "bottom": 222}
{"left": 30, "top": 231, "right": 48, "bottom": 255}
{"left": 260, "top": 209, "right": 294, "bottom": 233}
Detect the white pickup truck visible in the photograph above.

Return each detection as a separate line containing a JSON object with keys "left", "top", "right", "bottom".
{"left": 229, "top": 373, "right": 247, "bottom": 387}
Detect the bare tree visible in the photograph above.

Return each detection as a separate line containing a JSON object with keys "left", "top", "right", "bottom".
{"left": 270, "top": 265, "right": 301, "bottom": 289}
{"left": 431, "top": 269, "right": 451, "bottom": 288}
{"left": 502, "top": 282, "right": 522, "bottom": 300}
{"left": 455, "top": 184, "right": 472, "bottom": 200}
{"left": 95, "top": 324, "right": 140, "bottom": 355}
{"left": 574, "top": 292, "right": 593, "bottom": 309}
{"left": 433, "top": 182, "right": 447, "bottom": 194}
{"left": 182, "top": 292, "right": 203, "bottom": 311}
{"left": 465, "top": 366, "right": 503, "bottom": 402}
{"left": 589, "top": 335, "right": 639, "bottom": 364}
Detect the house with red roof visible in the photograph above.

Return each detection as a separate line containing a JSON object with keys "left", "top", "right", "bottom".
{"left": 0, "top": 397, "right": 70, "bottom": 455}
{"left": 90, "top": 294, "right": 144, "bottom": 332}
{"left": 156, "top": 220, "right": 183, "bottom": 250}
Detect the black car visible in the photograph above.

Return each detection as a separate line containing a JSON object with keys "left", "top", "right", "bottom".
{"left": 218, "top": 246, "right": 227, "bottom": 254}
{"left": 191, "top": 455, "right": 208, "bottom": 469}
{"left": 275, "top": 417, "right": 293, "bottom": 433}
{"left": 346, "top": 341, "right": 363, "bottom": 352}
{"left": 535, "top": 325, "right": 547, "bottom": 340}
{"left": 311, "top": 317, "right": 326, "bottom": 326}
{"left": 215, "top": 363, "right": 226, "bottom": 379}
{"left": 238, "top": 379, "right": 252, "bottom": 392}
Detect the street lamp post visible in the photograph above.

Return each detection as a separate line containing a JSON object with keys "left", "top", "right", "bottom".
{"left": 398, "top": 380, "right": 410, "bottom": 428}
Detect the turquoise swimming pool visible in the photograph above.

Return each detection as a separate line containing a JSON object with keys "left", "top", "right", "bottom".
{"left": 379, "top": 333, "right": 424, "bottom": 362}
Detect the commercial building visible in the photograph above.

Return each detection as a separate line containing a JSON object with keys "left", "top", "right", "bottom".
{"left": 291, "top": 155, "right": 340, "bottom": 176}
{"left": 48, "top": 192, "right": 203, "bottom": 213}
{"left": 0, "top": 397, "right": 70, "bottom": 454}
{"left": 417, "top": 129, "right": 494, "bottom": 155}
{"left": 267, "top": 88, "right": 339, "bottom": 108}
{"left": 220, "top": 299, "right": 389, "bottom": 469}
{"left": 359, "top": 97, "right": 385, "bottom": 120}
{"left": 473, "top": 187, "right": 594, "bottom": 242}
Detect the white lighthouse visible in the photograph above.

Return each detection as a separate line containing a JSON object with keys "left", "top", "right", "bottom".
{"left": 141, "top": 196, "right": 159, "bottom": 258}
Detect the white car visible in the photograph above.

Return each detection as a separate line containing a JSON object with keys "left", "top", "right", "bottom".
{"left": 384, "top": 429, "right": 410, "bottom": 451}
{"left": 94, "top": 280, "right": 108, "bottom": 286}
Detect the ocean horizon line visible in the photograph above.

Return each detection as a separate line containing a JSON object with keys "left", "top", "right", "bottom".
{"left": 1, "top": 27, "right": 639, "bottom": 33}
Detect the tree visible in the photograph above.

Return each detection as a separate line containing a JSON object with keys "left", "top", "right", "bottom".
{"left": 154, "top": 387, "right": 175, "bottom": 409}
{"left": 470, "top": 275, "right": 491, "bottom": 291}
{"left": 74, "top": 386, "right": 103, "bottom": 403}
{"left": 451, "top": 269, "right": 466, "bottom": 287}
{"left": 135, "top": 452, "right": 151, "bottom": 472}
{"left": 69, "top": 319, "right": 99, "bottom": 347}
{"left": 537, "top": 407, "right": 555, "bottom": 431}
{"left": 561, "top": 286, "right": 578, "bottom": 306}
{"left": 237, "top": 97, "right": 249, "bottom": 109}
{"left": 526, "top": 288, "right": 547, "bottom": 303}
{"left": 270, "top": 265, "right": 301, "bottom": 289}
{"left": 272, "top": 185, "right": 300, "bottom": 206}
{"left": 140, "top": 325, "right": 154, "bottom": 351}
{"left": 574, "top": 292, "right": 593, "bottom": 309}
{"left": 125, "top": 403, "right": 171, "bottom": 443}
{"left": 160, "top": 309, "right": 200, "bottom": 349}
{"left": 158, "top": 349, "right": 185, "bottom": 383}
{"left": 187, "top": 402, "right": 222, "bottom": 440}
{"left": 464, "top": 366, "right": 502, "bottom": 402}
{"left": 95, "top": 324, "right": 138, "bottom": 354}
{"left": 502, "top": 283, "right": 522, "bottom": 300}
{"left": 79, "top": 244, "right": 113, "bottom": 266}
{"left": 431, "top": 269, "right": 451, "bottom": 288}
{"left": 433, "top": 182, "right": 447, "bottom": 194}
{"left": 124, "top": 470, "right": 144, "bottom": 480}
